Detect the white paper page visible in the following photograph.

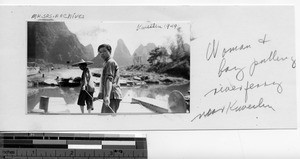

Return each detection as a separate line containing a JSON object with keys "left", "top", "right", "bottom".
{"left": 0, "top": 5, "right": 296, "bottom": 131}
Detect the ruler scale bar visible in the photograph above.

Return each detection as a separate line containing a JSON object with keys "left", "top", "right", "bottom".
{"left": 68, "top": 144, "right": 102, "bottom": 149}
{"left": 0, "top": 133, "right": 147, "bottom": 158}
{"left": 102, "top": 141, "right": 136, "bottom": 146}
{"left": 33, "top": 139, "right": 67, "bottom": 145}
{"left": 0, "top": 148, "right": 147, "bottom": 157}
{"left": 66, "top": 140, "right": 101, "bottom": 145}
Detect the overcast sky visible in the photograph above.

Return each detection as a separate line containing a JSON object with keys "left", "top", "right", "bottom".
{"left": 65, "top": 21, "right": 190, "bottom": 56}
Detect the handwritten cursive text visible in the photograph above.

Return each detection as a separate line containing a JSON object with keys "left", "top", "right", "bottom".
{"left": 206, "top": 39, "right": 251, "bottom": 61}
{"left": 204, "top": 80, "right": 283, "bottom": 103}
{"left": 218, "top": 58, "right": 245, "bottom": 81}
{"left": 191, "top": 98, "right": 275, "bottom": 122}
{"left": 249, "top": 50, "right": 289, "bottom": 76}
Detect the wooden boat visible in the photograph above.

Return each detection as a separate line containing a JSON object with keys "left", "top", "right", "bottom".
{"left": 119, "top": 79, "right": 128, "bottom": 86}
{"left": 132, "top": 97, "right": 169, "bottom": 113}
{"left": 132, "top": 90, "right": 190, "bottom": 114}
{"left": 58, "top": 77, "right": 81, "bottom": 87}
{"left": 92, "top": 72, "right": 101, "bottom": 77}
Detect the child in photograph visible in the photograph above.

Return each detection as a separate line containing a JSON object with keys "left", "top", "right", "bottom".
{"left": 72, "top": 59, "right": 95, "bottom": 114}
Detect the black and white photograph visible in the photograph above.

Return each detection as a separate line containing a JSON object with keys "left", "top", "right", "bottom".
{"left": 0, "top": 5, "right": 297, "bottom": 131}
{"left": 27, "top": 21, "right": 190, "bottom": 114}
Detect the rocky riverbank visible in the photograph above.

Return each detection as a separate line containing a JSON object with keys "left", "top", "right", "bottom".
{"left": 120, "top": 70, "right": 189, "bottom": 86}
{"left": 27, "top": 66, "right": 189, "bottom": 89}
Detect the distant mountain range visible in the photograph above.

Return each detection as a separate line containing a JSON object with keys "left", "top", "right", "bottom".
{"left": 28, "top": 21, "right": 189, "bottom": 68}
{"left": 27, "top": 22, "right": 94, "bottom": 64}
{"left": 90, "top": 40, "right": 158, "bottom": 68}
{"left": 90, "top": 51, "right": 104, "bottom": 68}
{"left": 91, "top": 39, "right": 134, "bottom": 68}
{"left": 133, "top": 43, "right": 156, "bottom": 65}
{"left": 84, "top": 44, "right": 95, "bottom": 60}
{"left": 113, "top": 39, "right": 132, "bottom": 67}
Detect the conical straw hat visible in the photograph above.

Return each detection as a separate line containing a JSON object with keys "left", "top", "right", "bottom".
{"left": 72, "top": 59, "right": 93, "bottom": 66}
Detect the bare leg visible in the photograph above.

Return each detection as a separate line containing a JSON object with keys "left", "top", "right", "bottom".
{"left": 80, "top": 106, "right": 84, "bottom": 114}
{"left": 88, "top": 108, "right": 92, "bottom": 114}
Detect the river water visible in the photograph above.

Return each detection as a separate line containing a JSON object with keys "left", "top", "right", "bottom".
{"left": 27, "top": 68, "right": 189, "bottom": 114}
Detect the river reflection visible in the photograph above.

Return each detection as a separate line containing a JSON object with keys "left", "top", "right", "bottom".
{"left": 122, "top": 83, "right": 189, "bottom": 101}
{"left": 27, "top": 87, "right": 81, "bottom": 112}
{"left": 27, "top": 83, "right": 189, "bottom": 114}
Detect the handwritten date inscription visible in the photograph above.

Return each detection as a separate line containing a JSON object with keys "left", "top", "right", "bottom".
{"left": 136, "top": 23, "right": 178, "bottom": 31}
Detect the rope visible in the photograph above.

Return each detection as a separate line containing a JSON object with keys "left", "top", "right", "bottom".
{"left": 83, "top": 89, "right": 116, "bottom": 113}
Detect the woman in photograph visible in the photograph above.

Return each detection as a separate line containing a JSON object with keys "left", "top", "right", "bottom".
{"left": 97, "top": 44, "right": 122, "bottom": 113}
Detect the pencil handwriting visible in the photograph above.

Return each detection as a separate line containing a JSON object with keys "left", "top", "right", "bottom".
{"left": 191, "top": 98, "right": 275, "bottom": 122}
